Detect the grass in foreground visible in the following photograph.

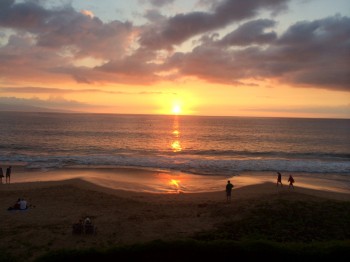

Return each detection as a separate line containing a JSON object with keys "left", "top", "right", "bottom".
{"left": 195, "top": 199, "right": 350, "bottom": 242}
{"left": 34, "top": 239, "right": 350, "bottom": 262}
{"left": 34, "top": 198, "right": 350, "bottom": 262}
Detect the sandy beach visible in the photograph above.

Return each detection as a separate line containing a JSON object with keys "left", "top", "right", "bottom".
{"left": 1, "top": 167, "right": 350, "bottom": 261}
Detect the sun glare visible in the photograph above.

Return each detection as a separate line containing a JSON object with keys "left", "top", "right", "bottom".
{"left": 172, "top": 105, "right": 181, "bottom": 115}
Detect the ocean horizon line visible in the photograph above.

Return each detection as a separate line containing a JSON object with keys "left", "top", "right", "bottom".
{"left": 1, "top": 110, "right": 349, "bottom": 120}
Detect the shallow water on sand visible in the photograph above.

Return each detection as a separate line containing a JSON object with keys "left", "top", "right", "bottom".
{"left": 7, "top": 167, "right": 350, "bottom": 194}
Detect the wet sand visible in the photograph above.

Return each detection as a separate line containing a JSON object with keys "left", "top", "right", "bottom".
{"left": 3, "top": 165, "right": 350, "bottom": 194}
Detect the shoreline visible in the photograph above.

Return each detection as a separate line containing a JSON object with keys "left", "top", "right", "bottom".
{"left": 2, "top": 165, "right": 350, "bottom": 195}
{"left": 2, "top": 176, "right": 350, "bottom": 202}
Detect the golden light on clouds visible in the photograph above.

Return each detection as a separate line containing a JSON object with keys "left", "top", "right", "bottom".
{"left": 73, "top": 57, "right": 106, "bottom": 68}
{"left": 80, "top": 10, "right": 94, "bottom": 18}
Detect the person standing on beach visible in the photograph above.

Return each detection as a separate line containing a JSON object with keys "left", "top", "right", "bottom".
{"left": 276, "top": 172, "right": 283, "bottom": 187}
{"left": 288, "top": 175, "right": 295, "bottom": 189}
{"left": 6, "top": 166, "right": 12, "bottom": 184}
{"left": 226, "top": 180, "right": 234, "bottom": 202}
{"left": 0, "top": 167, "right": 4, "bottom": 184}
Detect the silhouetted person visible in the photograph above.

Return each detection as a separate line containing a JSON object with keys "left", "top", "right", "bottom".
{"left": 83, "top": 216, "right": 96, "bottom": 235}
{"left": 226, "top": 180, "right": 234, "bottom": 202}
{"left": 72, "top": 219, "right": 84, "bottom": 235}
{"left": 288, "top": 175, "right": 295, "bottom": 189}
{"left": 6, "top": 166, "right": 12, "bottom": 184}
{"left": 276, "top": 172, "right": 283, "bottom": 187}
{"left": 0, "top": 167, "right": 4, "bottom": 184}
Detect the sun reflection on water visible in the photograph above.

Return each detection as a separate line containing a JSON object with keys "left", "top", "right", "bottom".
{"left": 172, "top": 130, "right": 180, "bottom": 137}
{"left": 171, "top": 116, "right": 182, "bottom": 152}
{"left": 170, "top": 179, "right": 180, "bottom": 188}
{"left": 169, "top": 178, "right": 182, "bottom": 193}
{"left": 171, "top": 140, "right": 182, "bottom": 152}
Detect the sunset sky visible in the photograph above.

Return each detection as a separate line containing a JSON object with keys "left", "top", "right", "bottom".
{"left": 0, "top": 0, "right": 349, "bottom": 118}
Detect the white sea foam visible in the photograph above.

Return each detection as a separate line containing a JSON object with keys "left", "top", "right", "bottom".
{"left": 1, "top": 154, "right": 349, "bottom": 175}
{"left": 1, "top": 112, "right": 349, "bottom": 175}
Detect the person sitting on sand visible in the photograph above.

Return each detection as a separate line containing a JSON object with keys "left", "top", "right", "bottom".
{"left": 19, "top": 198, "right": 28, "bottom": 210}
{"left": 288, "top": 175, "right": 295, "bottom": 189}
{"left": 84, "top": 217, "right": 92, "bottom": 225}
{"left": 83, "top": 217, "right": 96, "bottom": 235}
{"left": 72, "top": 219, "right": 84, "bottom": 235}
{"left": 276, "top": 172, "right": 283, "bottom": 187}
{"left": 7, "top": 198, "right": 21, "bottom": 210}
{"left": 226, "top": 180, "right": 234, "bottom": 202}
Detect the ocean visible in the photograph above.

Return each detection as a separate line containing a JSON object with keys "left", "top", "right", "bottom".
{"left": 0, "top": 112, "right": 349, "bottom": 175}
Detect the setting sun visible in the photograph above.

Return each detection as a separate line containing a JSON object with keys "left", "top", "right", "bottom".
{"left": 172, "top": 104, "right": 181, "bottom": 115}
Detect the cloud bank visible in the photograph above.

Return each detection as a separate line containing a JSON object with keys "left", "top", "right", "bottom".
{"left": 0, "top": 0, "right": 349, "bottom": 92}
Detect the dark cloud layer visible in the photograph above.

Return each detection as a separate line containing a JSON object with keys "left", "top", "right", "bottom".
{"left": 0, "top": 0, "right": 349, "bottom": 92}
{"left": 219, "top": 19, "right": 277, "bottom": 46}
{"left": 0, "top": 86, "right": 176, "bottom": 95}
{"left": 0, "top": 0, "right": 133, "bottom": 60}
{"left": 149, "top": 0, "right": 175, "bottom": 7}
{"left": 139, "top": 0, "right": 288, "bottom": 49}
{"left": 166, "top": 15, "right": 350, "bottom": 91}
{"left": 0, "top": 96, "right": 88, "bottom": 110}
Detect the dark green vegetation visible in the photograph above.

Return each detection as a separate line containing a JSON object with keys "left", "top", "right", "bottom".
{"left": 34, "top": 240, "right": 350, "bottom": 262}
{"left": 2, "top": 198, "right": 350, "bottom": 262}
{"left": 195, "top": 199, "right": 350, "bottom": 242}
